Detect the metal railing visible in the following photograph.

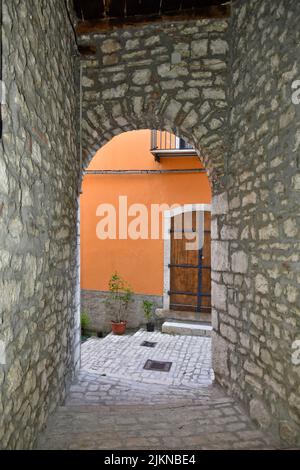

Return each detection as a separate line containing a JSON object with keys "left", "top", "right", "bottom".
{"left": 151, "top": 130, "right": 194, "bottom": 151}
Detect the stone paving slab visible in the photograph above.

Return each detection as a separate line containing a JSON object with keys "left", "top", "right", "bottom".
{"left": 37, "top": 400, "right": 279, "bottom": 450}
{"left": 66, "top": 370, "right": 221, "bottom": 406}
{"left": 36, "top": 331, "right": 281, "bottom": 450}
{"left": 81, "top": 329, "right": 214, "bottom": 387}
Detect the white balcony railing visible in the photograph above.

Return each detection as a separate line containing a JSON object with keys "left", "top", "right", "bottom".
{"left": 150, "top": 130, "right": 197, "bottom": 160}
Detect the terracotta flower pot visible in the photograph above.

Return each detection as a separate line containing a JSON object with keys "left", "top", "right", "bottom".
{"left": 111, "top": 321, "right": 127, "bottom": 335}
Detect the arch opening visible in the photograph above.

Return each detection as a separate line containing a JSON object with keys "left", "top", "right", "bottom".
{"left": 80, "top": 129, "right": 214, "bottom": 345}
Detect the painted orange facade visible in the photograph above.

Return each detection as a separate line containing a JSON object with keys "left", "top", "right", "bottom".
{"left": 80, "top": 130, "right": 211, "bottom": 295}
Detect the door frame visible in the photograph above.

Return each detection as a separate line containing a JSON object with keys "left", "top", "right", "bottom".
{"left": 163, "top": 203, "right": 211, "bottom": 310}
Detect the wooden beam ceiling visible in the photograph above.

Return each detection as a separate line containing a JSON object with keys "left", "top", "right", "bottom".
{"left": 74, "top": 1, "right": 231, "bottom": 34}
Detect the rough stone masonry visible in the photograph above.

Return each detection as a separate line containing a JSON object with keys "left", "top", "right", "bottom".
{"left": 0, "top": 0, "right": 300, "bottom": 449}
{"left": 79, "top": 17, "right": 229, "bottom": 186}
{"left": 81, "top": 290, "right": 163, "bottom": 333}
{"left": 79, "top": 0, "right": 300, "bottom": 447}
{"left": 0, "top": 0, "right": 80, "bottom": 449}
{"left": 213, "top": 0, "right": 300, "bottom": 445}
{"left": 79, "top": 12, "right": 230, "bottom": 332}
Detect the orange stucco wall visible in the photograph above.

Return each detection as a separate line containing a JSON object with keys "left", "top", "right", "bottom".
{"left": 80, "top": 130, "right": 211, "bottom": 295}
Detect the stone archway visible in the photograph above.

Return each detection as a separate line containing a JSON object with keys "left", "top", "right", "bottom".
{"left": 76, "top": 2, "right": 300, "bottom": 445}
{"left": 82, "top": 114, "right": 225, "bottom": 190}
{"left": 80, "top": 119, "right": 230, "bottom": 396}
{"left": 79, "top": 17, "right": 230, "bottom": 191}
{"left": 2, "top": 0, "right": 300, "bottom": 450}
{"left": 78, "top": 17, "right": 232, "bottom": 404}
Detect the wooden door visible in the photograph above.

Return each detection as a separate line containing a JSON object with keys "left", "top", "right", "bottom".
{"left": 169, "top": 211, "right": 211, "bottom": 315}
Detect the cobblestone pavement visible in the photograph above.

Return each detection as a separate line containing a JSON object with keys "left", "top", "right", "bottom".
{"left": 36, "top": 330, "right": 280, "bottom": 450}
{"left": 65, "top": 370, "right": 218, "bottom": 407}
{"left": 81, "top": 330, "right": 214, "bottom": 387}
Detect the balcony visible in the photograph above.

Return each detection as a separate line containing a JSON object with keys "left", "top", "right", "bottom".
{"left": 150, "top": 130, "right": 197, "bottom": 161}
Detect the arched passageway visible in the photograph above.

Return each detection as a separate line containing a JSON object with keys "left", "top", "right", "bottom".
{"left": 80, "top": 129, "right": 212, "bottom": 333}
{"left": 37, "top": 130, "right": 277, "bottom": 451}
{"left": 1, "top": 0, "right": 300, "bottom": 450}
{"left": 79, "top": 31, "right": 232, "bottom": 401}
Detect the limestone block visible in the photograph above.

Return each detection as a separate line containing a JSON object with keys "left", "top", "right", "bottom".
{"left": 165, "top": 99, "right": 181, "bottom": 121}
{"left": 212, "top": 331, "right": 229, "bottom": 377}
{"left": 249, "top": 399, "right": 271, "bottom": 429}
{"left": 212, "top": 241, "right": 229, "bottom": 271}
{"left": 126, "top": 39, "right": 139, "bottom": 50}
{"left": 259, "top": 224, "right": 279, "bottom": 240}
{"left": 211, "top": 218, "right": 218, "bottom": 239}
{"left": 203, "top": 88, "right": 226, "bottom": 100}
{"left": 0, "top": 158, "right": 9, "bottom": 194}
{"left": 244, "top": 360, "right": 263, "bottom": 378}
{"left": 255, "top": 274, "right": 269, "bottom": 294}
{"left": 210, "top": 39, "right": 228, "bottom": 55}
{"left": 212, "top": 192, "right": 228, "bottom": 215}
{"left": 279, "top": 421, "right": 299, "bottom": 445}
{"left": 231, "top": 251, "right": 248, "bottom": 273}
{"left": 220, "top": 323, "right": 237, "bottom": 344}
{"left": 221, "top": 225, "right": 238, "bottom": 240}
{"left": 283, "top": 218, "right": 298, "bottom": 237}
{"left": 242, "top": 192, "right": 257, "bottom": 206}
{"left": 212, "top": 281, "right": 227, "bottom": 310}
{"left": 102, "top": 84, "right": 128, "bottom": 99}
{"left": 191, "top": 39, "right": 208, "bottom": 57}
{"left": 132, "top": 69, "right": 152, "bottom": 85}
{"left": 101, "top": 39, "right": 121, "bottom": 53}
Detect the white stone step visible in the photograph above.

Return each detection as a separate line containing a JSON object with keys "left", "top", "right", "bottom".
{"left": 156, "top": 308, "right": 211, "bottom": 323}
{"left": 162, "top": 320, "right": 213, "bottom": 337}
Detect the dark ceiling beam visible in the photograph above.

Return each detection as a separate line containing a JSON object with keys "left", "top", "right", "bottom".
{"left": 76, "top": 4, "right": 231, "bottom": 34}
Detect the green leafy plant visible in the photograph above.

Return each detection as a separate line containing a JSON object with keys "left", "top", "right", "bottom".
{"left": 80, "top": 312, "right": 90, "bottom": 333}
{"left": 143, "top": 300, "right": 155, "bottom": 322}
{"left": 106, "top": 272, "right": 133, "bottom": 323}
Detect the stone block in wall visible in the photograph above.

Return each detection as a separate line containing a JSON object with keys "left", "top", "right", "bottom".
{"left": 211, "top": 308, "right": 219, "bottom": 330}
{"left": 249, "top": 398, "right": 271, "bottom": 429}
{"left": 255, "top": 274, "right": 269, "bottom": 294}
{"left": 1, "top": 0, "right": 79, "bottom": 449}
{"left": 211, "top": 241, "right": 229, "bottom": 271}
{"left": 220, "top": 323, "right": 238, "bottom": 344}
{"left": 220, "top": 225, "right": 238, "bottom": 240}
{"left": 279, "top": 421, "right": 300, "bottom": 446}
{"left": 212, "top": 331, "right": 229, "bottom": 378}
{"left": 211, "top": 218, "right": 218, "bottom": 239}
{"left": 212, "top": 192, "right": 228, "bottom": 215}
{"left": 191, "top": 39, "right": 208, "bottom": 58}
{"left": 212, "top": 281, "right": 227, "bottom": 311}
{"left": 231, "top": 251, "right": 248, "bottom": 273}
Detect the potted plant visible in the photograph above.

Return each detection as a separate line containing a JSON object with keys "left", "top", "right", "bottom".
{"left": 80, "top": 311, "right": 90, "bottom": 337}
{"left": 106, "top": 272, "right": 133, "bottom": 335}
{"left": 143, "top": 300, "right": 155, "bottom": 332}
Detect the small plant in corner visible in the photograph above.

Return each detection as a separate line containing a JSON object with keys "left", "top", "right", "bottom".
{"left": 143, "top": 300, "right": 156, "bottom": 332}
{"left": 80, "top": 311, "right": 90, "bottom": 337}
{"left": 106, "top": 272, "right": 133, "bottom": 335}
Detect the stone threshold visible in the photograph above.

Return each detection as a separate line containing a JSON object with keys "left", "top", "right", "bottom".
{"left": 162, "top": 320, "right": 213, "bottom": 337}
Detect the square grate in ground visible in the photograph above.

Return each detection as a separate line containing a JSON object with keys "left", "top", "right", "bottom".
{"left": 143, "top": 359, "right": 172, "bottom": 372}
{"left": 140, "top": 341, "right": 157, "bottom": 348}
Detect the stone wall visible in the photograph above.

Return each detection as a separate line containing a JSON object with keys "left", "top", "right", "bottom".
{"left": 79, "top": 18, "right": 230, "bottom": 188}
{"left": 81, "top": 290, "right": 162, "bottom": 333}
{"left": 79, "top": 1, "right": 300, "bottom": 446}
{"left": 1, "top": 0, "right": 299, "bottom": 450}
{"left": 0, "top": 1, "right": 79, "bottom": 449}
{"left": 213, "top": 0, "right": 300, "bottom": 446}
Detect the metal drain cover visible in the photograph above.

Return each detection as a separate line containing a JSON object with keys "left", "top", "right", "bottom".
{"left": 143, "top": 360, "right": 172, "bottom": 372}
{"left": 141, "top": 341, "right": 157, "bottom": 348}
